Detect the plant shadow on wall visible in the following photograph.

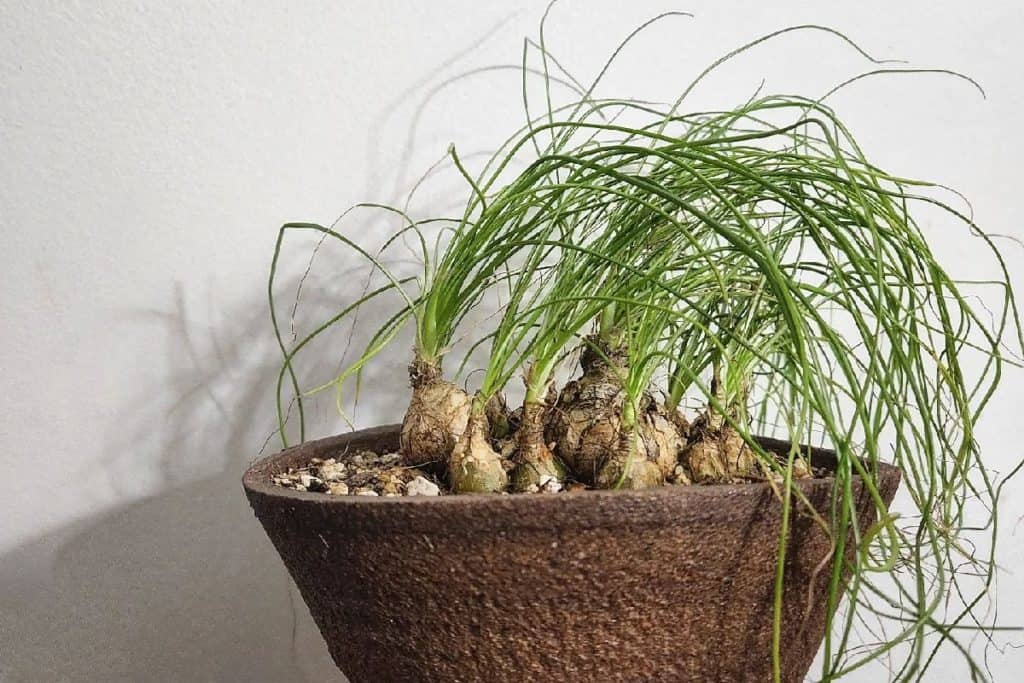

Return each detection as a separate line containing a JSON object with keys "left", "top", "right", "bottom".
{"left": 0, "top": 14, "right": 521, "bottom": 683}
{"left": 0, "top": 274, "right": 405, "bottom": 682}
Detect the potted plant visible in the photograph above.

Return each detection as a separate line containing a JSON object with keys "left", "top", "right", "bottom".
{"left": 243, "top": 12, "right": 1020, "bottom": 682}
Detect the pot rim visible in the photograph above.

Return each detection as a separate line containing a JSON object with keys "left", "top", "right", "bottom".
{"left": 242, "top": 423, "right": 901, "bottom": 509}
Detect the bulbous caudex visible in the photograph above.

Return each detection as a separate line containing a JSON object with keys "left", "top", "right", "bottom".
{"left": 595, "top": 434, "right": 664, "bottom": 489}
{"left": 399, "top": 357, "right": 508, "bottom": 493}
{"left": 638, "top": 399, "right": 689, "bottom": 480}
{"left": 680, "top": 369, "right": 755, "bottom": 483}
{"left": 683, "top": 418, "right": 752, "bottom": 482}
{"left": 546, "top": 336, "right": 629, "bottom": 484}
{"left": 448, "top": 399, "right": 509, "bottom": 494}
{"left": 594, "top": 398, "right": 678, "bottom": 489}
{"left": 510, "top": 396, "right": 565, "bottom": 492}
{"left": 548, "top": 335, "right": 685, "bottom": 489}
{"left": 399, "top": 358, "right": 472, "bottom": 468}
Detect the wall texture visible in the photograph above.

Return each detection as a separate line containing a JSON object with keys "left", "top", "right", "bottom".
{"left": 1, "top": 1, "right": 1022, "bottom": 681}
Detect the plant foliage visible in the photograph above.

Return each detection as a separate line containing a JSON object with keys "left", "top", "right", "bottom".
{"left": 268, "top": 6, "right": 1022, "bottom": 681}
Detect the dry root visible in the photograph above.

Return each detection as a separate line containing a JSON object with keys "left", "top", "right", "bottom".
{"left": 448, "top": 413, "right": 508, "bottom": 494}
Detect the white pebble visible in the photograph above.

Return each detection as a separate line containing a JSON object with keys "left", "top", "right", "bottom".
{"left": 539, "top": 475, "right": 563, "bottom": 494}
{"left": 405, "top": 476, "right": 441, "bottom": 497}
{"left": 355, "top": 489, "right": 379, "bottom": 497}
{"left": 328, "top": 482, "right": 349, "bottom": 496}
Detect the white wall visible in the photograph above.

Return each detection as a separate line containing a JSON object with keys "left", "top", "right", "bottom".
{"left": 2, "top": 1, "right": 1022, "bottom": 681}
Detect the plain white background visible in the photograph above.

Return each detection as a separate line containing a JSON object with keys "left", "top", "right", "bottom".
{"left": 2, "top": 1, "right": 1023, "bottom": 681}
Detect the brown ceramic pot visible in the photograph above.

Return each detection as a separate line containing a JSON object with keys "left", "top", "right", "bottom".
{"left": 243, "top": 425, "right": 900, "bottom": 682}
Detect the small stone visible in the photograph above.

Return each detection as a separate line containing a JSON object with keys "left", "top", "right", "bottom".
{"left": 317, "top": 461, "right": 346, "bottom": 482}
{"left": 302, "top": 474, "right": 328, "bottom": 492}
{"left": 379, "top": 453, "right": 401, "bottom": 466}
{"left": 351, "top": 454, "right": 365, "bottom": 465}
{"left": 294, "top": 484, "right": 307, "bottom": 492}
{"left": 355, "top": 488, "right": 379, "bottom": 496}
{"left": 539, "top": 475, "right": 562, "bottom": 494}
{"left": 405, "top": 476, "right": 440, "bottom": 497}
{"left": 327, "top": 482, "right": 349, "bottom": 496}
{"left": 310, "top": 457, "right": 323, "bottom": 465}
{"left": 299, "top": 474, "right": 314, "bottom": 488}
{"left": 524, "top": 484, "right": 540, "bottom": 494}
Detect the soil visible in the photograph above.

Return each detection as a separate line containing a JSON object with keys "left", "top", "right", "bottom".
{"left": 269, "top": 443, "right": 828, "bottom": 497}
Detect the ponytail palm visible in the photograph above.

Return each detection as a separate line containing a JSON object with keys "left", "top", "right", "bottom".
{"left": 269, "top": 12, "right": 1020, "bottom": 682}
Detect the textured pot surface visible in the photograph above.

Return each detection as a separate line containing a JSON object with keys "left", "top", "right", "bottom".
{"left": 243, "top": 425, "right": 900, "bottom": 682}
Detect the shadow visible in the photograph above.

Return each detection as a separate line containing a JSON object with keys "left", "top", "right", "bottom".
{"left": 0, "top": 282, "right": 347, "bottom": 681}
{"left": 0, "top": 265, "right": 416, "bottom": 681}
{"left": 0, "top": 470, "right": 336, "bottom": 682}
{"left": 0, "top": 12, "right": 527, "bottom": 681}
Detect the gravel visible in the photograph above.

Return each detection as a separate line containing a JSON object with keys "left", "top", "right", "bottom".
{"left": 271, "top": 451, "right": 443, "bottom": 497}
